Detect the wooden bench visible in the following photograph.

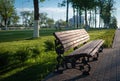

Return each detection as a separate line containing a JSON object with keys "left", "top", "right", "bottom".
{"left": 53, "top": 29, "right": 104, "bottom": 75}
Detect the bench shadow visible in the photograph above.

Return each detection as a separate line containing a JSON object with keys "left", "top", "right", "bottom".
{"left": 43, "top": 72, "right": 62, "bottom": 81}
{"left": 43, "top": 67, "right": 89, "bottom": 81}
{"left": 63, "top": 74, "right": 88, "bottom": 81}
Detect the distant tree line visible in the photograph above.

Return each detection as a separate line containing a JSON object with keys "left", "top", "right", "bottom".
{"left": 20, "top": 11, "right": 55, "bottom": 28}
{"left": 59, "top": 0, "right": 117, "bottom": 29}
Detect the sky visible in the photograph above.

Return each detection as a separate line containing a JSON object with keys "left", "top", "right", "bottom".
{"left": 15, "top": 0, "right": 120, "bottom": 27}
{"left": 15, "top": 0, "right": 73, "bottom": 22}
{"left": 114, "top": 0, "right": 120, "bottom": 27}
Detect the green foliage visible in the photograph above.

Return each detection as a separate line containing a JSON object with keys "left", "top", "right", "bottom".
{"left": 89, "top": 29, "right": 115, "bottom": 48}
{"left": 0, "top": 0, "right": 19, "bottom": 28}
{"left": 110, "top": 16, "right": 118, "bottom": 29}
{"left": 97, "top": 0, "right": 115, "bottom": 28}
{"left": 44, "top": 40, "right": 55, "bottom": 51}
{"left": 15, "top": 47, "right": 33, "bottom": 62}
{"left": 40, "top": 0, "right": 45, "bottom": 2}
{"left": 15, "top": 46, "right": 40, "bottom": 62}
{"left": 20, "top": 11, "right": 32, "bottom": 27}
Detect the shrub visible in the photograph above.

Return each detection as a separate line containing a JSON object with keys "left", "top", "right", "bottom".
{"left": 28, "top": 46, "right": 41, "bottom": 58}
{"left": 15, "top": 46, "right": 41, "bottom": 63}
{"left": 44, "top": 40, "right": 55, "bottom": 52}
{"left": 15, "top": 47, "right": 33, "bottom": 63}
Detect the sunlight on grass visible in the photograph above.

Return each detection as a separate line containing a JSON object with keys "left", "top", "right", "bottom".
{"left": 89, "top": 29, "right": 115, "bottom": 48}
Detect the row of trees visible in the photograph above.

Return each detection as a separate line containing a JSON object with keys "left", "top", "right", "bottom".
{"left": 60, "top": 0, "right": 117, "bottom": 29}
{"left": 20, "top": 11, "right": 54, "bottom": 28}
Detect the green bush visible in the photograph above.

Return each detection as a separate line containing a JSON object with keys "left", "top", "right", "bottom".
{"left": 15, "top": 47, "right": 33, "bottom": 62}
{"left": 44, "top": 40, "right": 55, "bottom": 52}
{"left": 28, "top": 46, "right": 41, "bottom": 58}
{"left": 15, "top": 46, "right": 41, "bottom": 63}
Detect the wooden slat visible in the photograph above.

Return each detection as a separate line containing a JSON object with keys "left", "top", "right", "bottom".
{"left": 68, "top": 40, "right": 103, "bottom": 56}
{"left": 54, "top": 29, "right": 90, "bottom": 52}
{"left": 59, "top": 33, "right": 89, "bottom": 41}
{"left": 63, "top": 36, "right": 89, "bottom": 49}
{"left": 54, "top": 29, "right": 88, "bottom": 39}
{"left": 64, "top": 37, "right": 90, "bottom": 51}
{"left": 80, "top": 40, "right": 100, "bottom": 53}
{"left": 55, "top": 29, "right": 86, "bottom": 36}
{"left": 84, "top": 40, "right": 103, "bottom": 55}
{"left": 90, "top": 40, "right": 104, "bottom": 56}
{"left": 67, "top": 41, "right": 94, "bottom": 56}
{"left": 61, "top": 35, "right": 89, "bottom": 44}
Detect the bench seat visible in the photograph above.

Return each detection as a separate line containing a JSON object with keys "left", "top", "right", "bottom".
{"left": 66, "top": 39, "right": 104, "bottom": 57}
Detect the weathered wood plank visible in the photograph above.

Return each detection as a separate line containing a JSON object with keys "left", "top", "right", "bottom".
{"left": 63, "top": 36, "right": 89, "bottom": 48}
{"left": 68, "top": 40, "right": 102, "bottom": 56}
{"left": 59, "top": 34, "right": 89, "bottom": 42}
{"left": 90, "top": 40, "right": 104, "bottom": 56}
{"left": 54, "top": 29, "right": 90, "bottom": 52}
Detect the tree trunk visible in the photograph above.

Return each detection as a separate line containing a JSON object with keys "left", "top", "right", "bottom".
{"left": 79, "top": 9, "right": 82, "bottom": 28}
{"left": 95, "top": 7, "right": 97, "bottom": 28}
{"left": 4, "top": 19, "right": 8, "bottom": 30}
{"left": 33, "top": 0, "right": 39, "bottom": 38}
{"left": 77, "top": 7, "right": 79, "bottom": 28}
{"left": 85, "top": 8, "right": 88, "bottom": 30}
{"left": 89, "top": 10, "right": 91, "bottom": 28}
{"left": 99, "top": 14, "right": 101, "bottom": 28}
{"left": 73, "top": 7, "right": 75, "bottom": 28}
{"left": 66, "top": 0, "right": 69, "bottom": 29}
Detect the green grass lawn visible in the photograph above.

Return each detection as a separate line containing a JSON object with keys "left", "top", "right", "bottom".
{"left": 0, "top": 28, "right": 115, "bottom": 81}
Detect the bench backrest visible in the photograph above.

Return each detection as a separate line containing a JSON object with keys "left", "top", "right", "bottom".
{"left": 54, "top": 29, "right": 90, "bottom": 54}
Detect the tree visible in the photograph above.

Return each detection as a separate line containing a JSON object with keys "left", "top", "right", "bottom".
{"left": 66, "top": 0, "right": 69, "bottom": 28}
{"left": 20, "top": 11, "right": 31, "bottom": 27}
{"left": 39, "top": 13, "right": 47, "bottom": 25}
{"left": 9, "top": 11, "right": 20, "bottom": 26}
{"left": 33, "top": 0, "right": 46, "bottom": 38}
{"left": 110, "top": 16, "right": 117, "bottom": 28}
{"left": 46, "top": 18, "right": 54, "bottom": 28}
{"left": 59, "top": 0, "right": 69, "bottom": 29}
{"left": 0, "top": 0, "right": 16, "bottom": 30}
{"left": 98, "top": 0, "right": 115, "bottom": 28}
{"left": 29, "top": 11, "right": 34, "bottom": 27}
{"left": 70, "top": 0, "right": 97, "bottom": 29}
{"left": 33, "top": 0, "right": 39, "bottom": 38}
{"left": 55, "top": 19, "right": 66, "bottom": 30}
{"left": 98, "top": 0, "right": 104, "bottom": 28}
{"left": 39, "top": 12, "right": 54, "bottom": 28}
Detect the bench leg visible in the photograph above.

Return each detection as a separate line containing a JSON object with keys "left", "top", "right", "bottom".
{"left": 55, "top": 55, "right": 64, "bottom": 73}
{"left": 99, "top": 46, "right": 103, "bottom": 52}
{"left": 79, "top": 57, "right": 91, "bottom": 75}
{"left": 71, "top": 59, "right": 76, "bottom": 68}
{"left": 64, "top": 57, "right": 76, "bottom": 69}
{"left": 93, "top": 52, "right": 99, "bottom": 61}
